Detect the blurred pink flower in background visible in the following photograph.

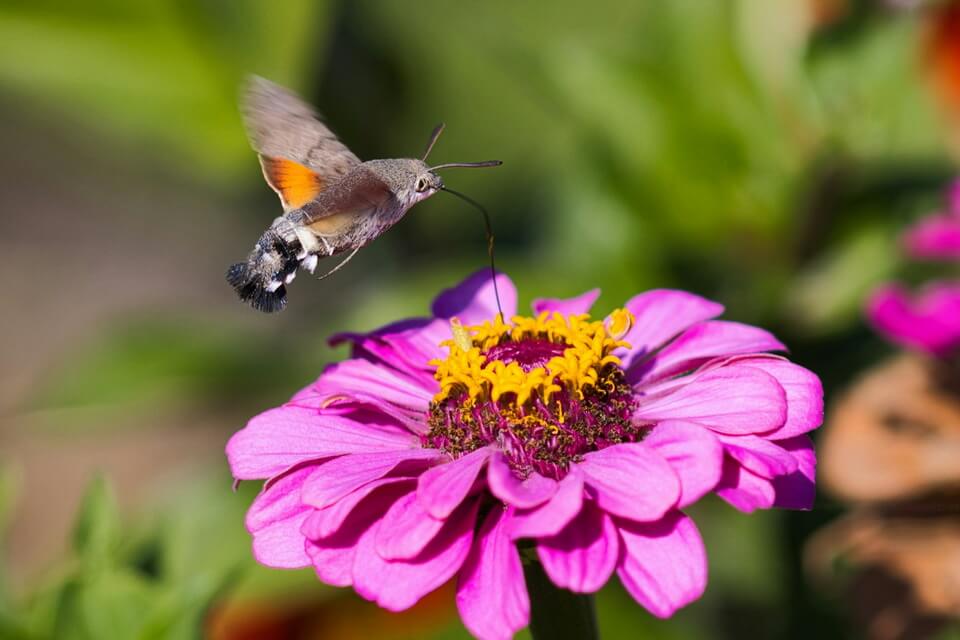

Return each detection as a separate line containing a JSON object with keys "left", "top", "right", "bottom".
{"left": 816, "top": 178, "right": 960, "bottom": 639}
{"left": 901, "top": 181, "right": 960, "bottom": 260}
{"left": 226, "top": 271, "right": 822, "bottom": 640}
{"left": 868, "top": 180, "right": 960, "bottom": 357}
{"left": 867, "top": 283, "right": 960, "bottom": 357}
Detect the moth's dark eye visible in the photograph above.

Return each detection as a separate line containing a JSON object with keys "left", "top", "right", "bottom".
{"left": 416, "top": 177, "right": 429, "bottom": 192}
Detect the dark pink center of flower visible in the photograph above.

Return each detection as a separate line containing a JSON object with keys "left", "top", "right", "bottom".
{"left": 483, "top": 339, "right": 567, "bottom": 371}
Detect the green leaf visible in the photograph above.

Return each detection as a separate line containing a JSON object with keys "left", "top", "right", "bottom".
{"left": 52, "top": 572, "right": 155, "bottom": 640}
{"left": 0, "top": 613, "right": 40, "bottom": 640}
{"left": 136, "top": 567, "right": 241, "bottom": 640}
{"left": 71, "top": 475, "right": 121, "bottom": 570}
{"left": 0, "top": 465, "right": 18, "bottom": 611}
{"left": 785, "top": 225, "right": 899, "bottom": 335}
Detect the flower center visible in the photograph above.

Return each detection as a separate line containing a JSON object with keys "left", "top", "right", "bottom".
{"left": 423, "top": 309, "right": 642, "bottom": 479}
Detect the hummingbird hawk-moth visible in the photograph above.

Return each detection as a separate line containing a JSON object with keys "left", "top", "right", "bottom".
{"left": 226, "top": 76, "right": 502, "bottom": 312}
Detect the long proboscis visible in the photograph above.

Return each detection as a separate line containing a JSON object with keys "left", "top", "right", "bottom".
{"left": 440, "top": 187, "right": 504, "bottom": 319}
{"left": 431, "top": 160, "right": 503, "bottom": 171}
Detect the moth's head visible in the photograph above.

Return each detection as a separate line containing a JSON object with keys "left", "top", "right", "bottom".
{"left": 384, "top": 158, "right": 443, "bottom": 206}
{"left": 391, "top": 123, "right": 502, "bottom": 207}
{"left": 412, "top": 160, "right": 445, "bottom": 199}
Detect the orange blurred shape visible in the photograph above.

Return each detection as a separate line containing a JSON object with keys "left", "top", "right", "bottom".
{"left": 206, "top": 582, "right": 458, "bottom": 640}
{"left": 807, "top": 513, "right": 960, "bottom": 636}
{"left": 821, "top": 354, "right": 960, "bottom": 502}
{"left": 926, "top": 0, "right": 960, "bottom": 141}
{"left": 812, "top": 352, "right": 960, "bottom": 636}
{"left": 808, "top": 0, "right": 851, "bottom": 28}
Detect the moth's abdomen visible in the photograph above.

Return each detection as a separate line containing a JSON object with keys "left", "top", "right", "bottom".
{"left": 227, "top": 227, "right": 302, "bottom": 313}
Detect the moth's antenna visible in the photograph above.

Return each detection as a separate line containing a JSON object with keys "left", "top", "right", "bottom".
{"left": 431, "top": 160, "right": 503, "bottom": 171}
{"left": 441, "top": 187, "right": 504, "bottom": 319}
{"left": 422, "top": 123, "right": 446, "bottom": 161}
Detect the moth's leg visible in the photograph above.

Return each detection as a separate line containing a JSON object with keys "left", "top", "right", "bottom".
{"left": 316, "top": 246, "right": 361, "bottom": 280}
{"left": 319, "top": 235, "right": 334, "bottom": 255}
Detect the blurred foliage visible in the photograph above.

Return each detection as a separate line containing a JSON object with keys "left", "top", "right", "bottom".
{"left": 31, "top": 321, "right": 320, "bottom": 420}
{"left": 3, "top": 0, "right": 960, "bottom": 638}
{"left": 0, "top": 476, "right": 227, "bottom": 640}
{"left": 0, "top": 0, "right": 331, "bottom": 182}
{"left": 0, "top": 474, "right": 332, "bottom": 640}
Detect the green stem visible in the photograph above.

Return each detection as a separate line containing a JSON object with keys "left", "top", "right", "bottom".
{"left": 523, "top": 560, "right": 600, "bottom": 640}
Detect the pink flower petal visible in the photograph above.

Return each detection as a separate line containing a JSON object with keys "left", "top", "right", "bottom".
{"left": 313, "top": 359, "right": 434, "bottom": 410}
{"left": 487, "top": 452, "right": 558, "bottom": 508}
{"left": 245, "top": 465, "right": 315, "bottom": 569}
{"left": 866, "top": 282, "right": 960, "bottom": 356}
{"left": 619, "top": 290, "right": 724, "bottom": 370}
{"left": 330, "top": 316, "right": 433, "bottom": 345}
{"left": 288, "top": 394, "right": 428, "bottom": 435}
{"left": 715, "top": 457, "right": 776, "bottom": 513}
{"left": 509, "top": 467, "right": 585, "bottom": 539}
{"left": 718, "top": 434, "right": 799, "bottom": 479}
{"left": 375, "top": 491, "right": 446, "bottom": 560}
{"left": 579, "top": 443, "right": 680, "bottom": 522}
{"left": 226, "top": 406, "right": 418, "bottom": 480}
{"left": 772, "top": 435, "right": 816, "bottom": 510}
{"left": 432, "top": 269, "right": 518, "bottom": 324}
{"left": 635, "top": 321, "right": 786, "bottom": 383}
{"left": 252, "top": 511, "right": 312, "bottom": 569}
{"left": 303, "top": 481, "right": 411, "bottom": 587}
{"left": 531, "top": 289, "right": 601, "bottom": 316}
{"left": 306, "top": 537, "right": 357, "bottom": 587}
{"left": 902, "top": 215, "right": 960, "bottom": 260}
{"left": 353, "top": 500, "right": 478, "bottom": 611}
{"left": 537, "top": 500, "right": 619, "bottom": 593}
{"left": 417, "top": 447, "right": 492, "bottom": 518}
{"left": 635, "top": 365, "right": 787, "bottom": 435}
{"left": 301, "top": 448, "right": 441, "bottom": 510}
{"left": 334, "top": 334, "right": 433, "bottom": 378}
{"left": 616, "top": 511, "right": 707, "bottom": 618}
{"left": 301, "top": 477, "right": 413, "bottom": 540}
{"left": 456, "top": 507, "right": 529, "bottom": 640}
{"left": 733, "top": 357, "right": 823, "bottom": 439}
{"left": 644, "top": 421, "right": 723, "bottom": 508}
{"left": 329, "top": 316, "right": 449, "bottom": 375}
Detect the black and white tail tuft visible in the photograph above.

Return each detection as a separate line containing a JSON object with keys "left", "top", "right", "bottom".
{"left": 226, "top": 229, "right": 301, "bottom": 313}
{"left": 226, "top": 261, "right": 287, "bottom": 313}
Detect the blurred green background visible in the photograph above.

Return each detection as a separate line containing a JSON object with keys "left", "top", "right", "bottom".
{"left": 1, "top": 0, "right": 958, "bottom": 638}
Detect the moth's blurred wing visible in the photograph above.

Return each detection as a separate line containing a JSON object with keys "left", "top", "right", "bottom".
{"left": 244, "top": 75, "right": 361, "bottom": 209}
{"left": 303, "top": 167, "right": 397, "bottom": 238}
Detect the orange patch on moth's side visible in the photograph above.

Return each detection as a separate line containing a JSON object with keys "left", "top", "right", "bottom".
{"left": 260, "top": 156, "right": 324, "bottom": 209}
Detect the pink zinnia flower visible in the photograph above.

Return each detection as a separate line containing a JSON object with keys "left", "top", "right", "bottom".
{"left": 867, "top": 282, "right": 960, "bottom": 357}
{"left": 867, "top": 181, "right": 960, "bottom": 357}
{"left": 227, "top": 271, "right": 822, "bottom": 640}
{"left": 901, "top": 180, "right": 960, "bottom": 260}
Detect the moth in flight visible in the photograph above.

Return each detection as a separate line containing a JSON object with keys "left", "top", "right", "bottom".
{"left": 227, "top": 76, "right": 501, "bottom": 312}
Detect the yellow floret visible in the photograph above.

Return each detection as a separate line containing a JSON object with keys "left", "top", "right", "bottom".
{"left": 431, "top": 308, "right": 635, "bottom": 408}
